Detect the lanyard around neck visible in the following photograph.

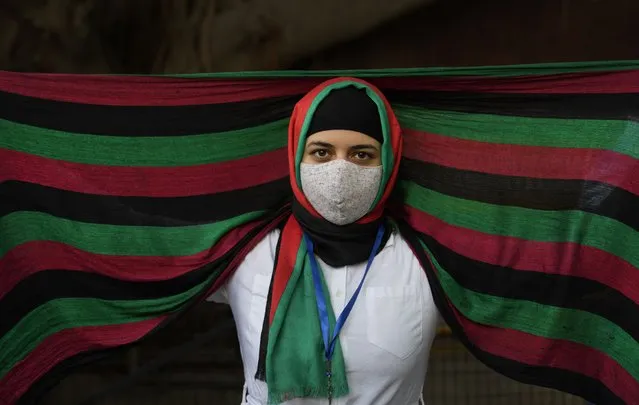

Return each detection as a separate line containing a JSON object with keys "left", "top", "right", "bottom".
{"left": 304, "top": 223, "right": 386, "bottom": 362}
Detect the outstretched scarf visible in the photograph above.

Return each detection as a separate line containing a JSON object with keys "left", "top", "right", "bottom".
{"left": 0, "top": 60, "right": 638, "bottom": 405}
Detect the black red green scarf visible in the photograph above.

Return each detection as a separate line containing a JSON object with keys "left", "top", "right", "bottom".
{"left": 0, "top": 61, "right": 638, "bottom": 405}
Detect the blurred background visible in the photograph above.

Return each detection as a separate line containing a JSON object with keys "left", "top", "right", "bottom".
{"left": 2, "top": 0, "right": 639, "bottom": 74}
{"left": 3, "top": 0, "right": 638, "bottom": 404}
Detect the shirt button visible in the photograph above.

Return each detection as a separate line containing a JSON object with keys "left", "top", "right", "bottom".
{"left": 335, "top": 290, "right": 343, "bottom": 297}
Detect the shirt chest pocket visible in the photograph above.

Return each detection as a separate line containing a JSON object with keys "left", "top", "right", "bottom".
{"left": 364, "top": 285, "right": 424, "bottom": 360}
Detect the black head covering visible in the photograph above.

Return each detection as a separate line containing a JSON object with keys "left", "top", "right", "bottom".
{"left": 306, "top": 86, "right": 384, "bottom": 144}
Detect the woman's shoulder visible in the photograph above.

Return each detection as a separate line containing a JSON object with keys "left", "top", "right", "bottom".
{"left": 379, "top": 227, "right": 424, "bottom": 270}
{"left": 230, "top": 228, "right": 281, "bottom": 278}
{"left": 250, "top": 228, "right": 281, "bottom": 259}
{"left": 206, "top": 229, "right": 280, "bottom": 303}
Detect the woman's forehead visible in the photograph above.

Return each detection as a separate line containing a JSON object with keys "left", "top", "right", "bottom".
{"left": 304, "top": 129, "right": 380, "bottom": 147}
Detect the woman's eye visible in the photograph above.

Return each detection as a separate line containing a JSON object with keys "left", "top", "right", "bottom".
{"left": 355, "top": 152, "right": 371, "bottom": 160}
{"left": 313, "top": 150, "right": 328, "bottom": 158}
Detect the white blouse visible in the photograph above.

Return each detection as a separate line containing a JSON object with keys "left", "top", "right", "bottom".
{"left": 208, "top": 229, "right": 440, "bottom": 405}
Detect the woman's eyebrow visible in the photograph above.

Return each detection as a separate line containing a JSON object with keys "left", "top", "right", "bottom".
{"left": 306, "top": 141, "right": 334, "bottom": 148}
{"left": 350, "top": 144, "right": 379, "bottom": 151}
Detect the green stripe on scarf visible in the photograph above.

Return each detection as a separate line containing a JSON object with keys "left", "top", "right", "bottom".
{"left": 397, "top": 108, "right": 639, "bottom": 158}
{"left": 0, "top": 119, "right": 288, "bottom": 166}
{"left": 266, "top": 242, "right": 348, "bottom": 404}
{"left": 5, "top": 109, "right": 636, "bottom": 166}
{"left": 0, "top": 211, "right": 263, "bottom": 258}
{"left": 401, "top": 182, "right": 639, "bottom": 267}
{"left": 167, "top": 60, "right": 639, "bottom": 78}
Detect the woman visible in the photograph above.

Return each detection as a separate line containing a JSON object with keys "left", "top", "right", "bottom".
{"left": 209, "top": 78, "right": 440, "bottom": 404}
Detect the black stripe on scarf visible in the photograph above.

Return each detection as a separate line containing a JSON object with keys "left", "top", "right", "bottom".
{"left": 254, "top": 214, "right": 290, "bottom": 382}
{"left": 4, "top": 90, "right": 639, "bottom": 137}
{"left": 0, "top": 179, "right": 291, "bottom": 226}
{"left": 5, "top": 160, "right": 637, "bottom": 231}
{"left": 0, "top": 265, "right": 216, "bottom": 338}
{"left": 0, "top": 90, "right": 298, "bottom": 136}
{"left": 401, "top": 159, "right": 639, "bottom": 232}
{"left": 386, "top": 91, "right": 639, "bottom": 120}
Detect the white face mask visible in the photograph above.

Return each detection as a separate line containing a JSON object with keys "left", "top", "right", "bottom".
{"left": 300, "top": 159, "right": 383, "bottom": 226}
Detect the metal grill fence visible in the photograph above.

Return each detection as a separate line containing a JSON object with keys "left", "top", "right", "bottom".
{"left": 41, "top": 316, "right": 590, "bottom": 405}
{"left": 425, "top": 328, "right": 585, "bottom": 405}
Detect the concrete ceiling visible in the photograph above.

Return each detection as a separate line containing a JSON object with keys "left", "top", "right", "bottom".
{"left": 0, "top": 0, "right": 435, "bottom": 73}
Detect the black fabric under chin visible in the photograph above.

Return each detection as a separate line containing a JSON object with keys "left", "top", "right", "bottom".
{"left": 292, "top": 200, "right": 391, "bottom": 267}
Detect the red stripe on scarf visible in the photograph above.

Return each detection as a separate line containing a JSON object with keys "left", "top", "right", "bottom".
{"left": 208, "top": 211, "right": 289, "bottom": 296}
{"left": 0, "top": 222, "right": 261, "bottom": 300}
{"left": 269, "top": 217, "right": 303, "bottom": 324}
{"left": 403, "top": 130, "right": 639, "bottom": 196}
{"left": 373, "top": 70, "right": 639, "bottom": 94}
{"left": 0, "top": 148, "right": 287, "bottom": 197}
{"left": 0, "top": 72, "right": 324, "bottom": 105}
{"left": 405, "top": 207, "right": 639, "bottom": 305}
{"left": 2, "top": 70, "right": 639, "bottom": 108}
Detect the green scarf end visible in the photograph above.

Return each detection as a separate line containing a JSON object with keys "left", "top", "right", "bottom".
{"left": 268, "top": 383, "right": 349, "bottom": 405}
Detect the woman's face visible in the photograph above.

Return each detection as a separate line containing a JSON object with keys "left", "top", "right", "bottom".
{"left": 301, "top": 130, "right": 382, "bottom": 167}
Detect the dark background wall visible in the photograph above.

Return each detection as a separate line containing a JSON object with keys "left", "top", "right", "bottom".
{"left": 310, "top": 0, "right": 639, "bottom": 69}
{"left": 1, "top": 0, "right": 639, "bottom": 73}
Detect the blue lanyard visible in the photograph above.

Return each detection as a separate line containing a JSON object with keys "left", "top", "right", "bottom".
{"left": 304, "top": 224, "right": 386, "bottom": 362}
